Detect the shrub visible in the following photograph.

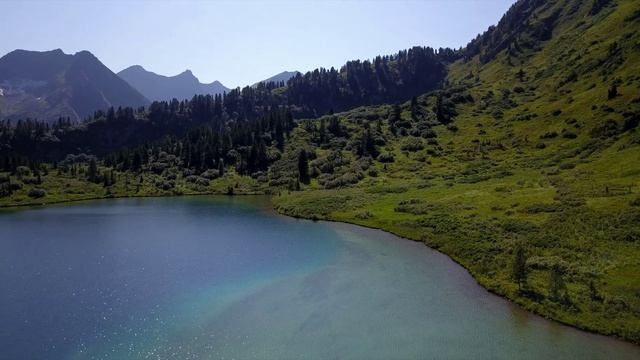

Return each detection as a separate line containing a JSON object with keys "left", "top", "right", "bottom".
{"left": 377, "top": 152, "right": 395, "bottom": 163}
{"left": 421, "top": 129, "right": 438, "bottom": 139}
{"left": 28, "top": 188, "right": 46, "bottom": 198}
{"left": 22, "top": 176, "right": 41, "bottom": 184}
{"left": 623, "top": 112, "right": 639, "bottom": 131}
{"left": 523, "top": 203, "right": 563, "bottom": 213}
{"left": 559, "top": 162, "right": 576, "bottom": 170}
{"left": 630, "top": 197, "right": 640, "bottom": 207}
{"left": 540, "top": 131, "right": 558, "bottom": 139}
{"left": 355, "top": 211, "right": 373, "bottom": 220}
{"left": 200, "top": 169, "right": 220, "bottom": 180}
{"left": 590, "top": 119, "right": 620, "bottom": 138}
{"left": 195, "top": 177, "right": 210, "bottom": 187}
{"left": 400, "top": 137, "right": 425, "bottom": 152}
{"left": 148, "top": 162, "right": 168, "bottom": 174}
{"left": 562, "top": 131, "right": 578, "bottom": 139}
{"left": 16, "top": 166, "right": 31, "bottom": 177}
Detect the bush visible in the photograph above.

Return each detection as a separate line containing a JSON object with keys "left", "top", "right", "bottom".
{"left": 400, "top": 137, "right": 425, "bottom": 152}
{"left": 28, "top": 188, "right": 46, "bottom": 198}
{"left": 355, "top": 211, "right": 373, "bottom": 219}
{"left": 623, "top": 112, "right": 639, "bottom": 131}
{"left": 559, "top": 162, "right": 576, "bottom": 170}
{"left": 523, "top": 203, "right": 563, "bottom": 213}
{"left": 377, "top": 152, "right": 395, "bottom": 163}
{"left": 195, "top": 177, "right": 210, "bottom": 187}
{"left": 149, "top": 162, "right": 168, "bottom": 174}
{"left": 22, "top": 176, "right": 41, "bottom": 184}
{"left": 590, "top": 119, "right": 620, "bottom": 138}
{"left": 421, "top": 129, "right": 438, "bottom": 139}
{"left": 200, "top": 169, "right": 220, "bottom": 180}
{"left": 16, "top": 166, "right": 32, "bottom": 178}
{"left": 630, "top": 197, "right": 640, "bottom": 207}
{"left": 540, "top": 131, "right": 558, "bottom": 139}
{"left": 562, "top": 131, "right": 578, "bottom": 139}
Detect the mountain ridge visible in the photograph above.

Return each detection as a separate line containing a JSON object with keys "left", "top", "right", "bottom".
{"left": 117, "top": 65, "right": 229, "bottom": 102}
{"left": 0, "top": 49, "right": 149, "bottom": 122}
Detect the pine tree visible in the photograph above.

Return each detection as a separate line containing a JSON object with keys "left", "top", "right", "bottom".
{"left": 512, "top": 242, "right": 528, "bottom": 291}
{"left": 549, "top": 264, "right": 567, "bottom": 302}
{"left": 608, "top": 83, "right": 618, "bottom": 100}
{"left": 87, "top": 158, "right": 98, "bottom": 183}
{"left": 297, "top": 150, "right": 310, "bottom": 184}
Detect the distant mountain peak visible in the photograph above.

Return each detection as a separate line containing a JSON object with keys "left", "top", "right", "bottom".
{"left": 252, "top": 70, "right": 300, "bottom": 87}
{"left": 117, "top": 66, "right": 229, "bottom": 101}
{"left": 0, "top": 48, "right": 149, "bottom": 122}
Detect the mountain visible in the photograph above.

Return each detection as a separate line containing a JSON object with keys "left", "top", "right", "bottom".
{"left": 0, "top": 49, "right": 149, "bottom": 122}
{"left": 117, "top": 65, "right": 230, "bottom": 102}
{"left": 252, "top": 71, "right": 300, "bottom": 86}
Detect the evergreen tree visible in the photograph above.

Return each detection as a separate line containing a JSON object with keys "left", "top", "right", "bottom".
{"left": 608, "top": 83, "right": 618, "bottom": 100}
{"left": 297, "top": 150, "right": 310, "bottom": 184}
{"left": 549, "top": 264, "right": 567, "bottom": 302}
{"left": 512, "top": 242, "right": 528, "bottom": 291}
{"left": 87, "top": 158, "right": 98, "bottom": 183}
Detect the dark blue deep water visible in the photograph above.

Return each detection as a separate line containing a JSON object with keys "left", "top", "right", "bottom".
{"left": 1, "top": 196, "right": 638, "bottom": 359}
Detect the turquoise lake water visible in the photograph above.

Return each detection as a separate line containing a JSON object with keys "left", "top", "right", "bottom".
{"left": 0, "top": 196, "right": 638, "bottom": 359}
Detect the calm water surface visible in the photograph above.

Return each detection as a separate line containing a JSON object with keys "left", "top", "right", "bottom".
{"left": 0, "top": 196, "right": 638, "bottom": 359}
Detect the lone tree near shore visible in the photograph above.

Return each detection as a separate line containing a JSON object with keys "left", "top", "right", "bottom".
{"left": 512, "top": 242, "right": 528, "bottom": 291}
{"left": 297, "top": 150, "right": 310, "bottom": 185}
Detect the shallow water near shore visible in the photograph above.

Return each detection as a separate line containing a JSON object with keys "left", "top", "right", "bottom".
{"left": 1, "top": 196, "right": 638, "bottom": 359}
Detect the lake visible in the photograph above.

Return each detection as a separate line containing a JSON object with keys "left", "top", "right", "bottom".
{"left": 0, "top": 196, "right": 638, "bottom": 359}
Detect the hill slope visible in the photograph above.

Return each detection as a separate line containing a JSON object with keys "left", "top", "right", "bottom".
{"left": 252, "top": 71, "right": 300, "bottom": 86}
{"left": 274, "top": 0, "right": 640, "bottom": 342}
{"left": 0, "top": 49, "right": 149, "bottom": 122}
{"left": 118, "top": 65, "right": 229, "bottom": 101}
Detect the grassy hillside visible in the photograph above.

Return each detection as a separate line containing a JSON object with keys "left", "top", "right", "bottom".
{"left": 273, "top": 0, "right": 640, "bottom": 342}
{"left": 1, "top": 0, "right": 639, "bottom": 344}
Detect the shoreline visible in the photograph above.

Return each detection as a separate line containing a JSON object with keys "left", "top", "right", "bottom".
{"left": 2, "top": 191, "right": 639, "bottom": 346}
{"left": 285, "top": 212, "right": 640, "bottom": 347}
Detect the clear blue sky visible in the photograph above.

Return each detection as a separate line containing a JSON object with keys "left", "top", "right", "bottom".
{"left": 0, "top": 0, "right": 515, "bottom": 88}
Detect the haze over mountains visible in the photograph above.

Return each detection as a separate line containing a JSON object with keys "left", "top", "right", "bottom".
{"left": 0, "top": 47, "right": 303, "bottom": 122}
{"left": 117, "top": 65, "right": 230, "bottom": 102}
{"left": 0, "top": 49, "right": 148, "bottom": 122}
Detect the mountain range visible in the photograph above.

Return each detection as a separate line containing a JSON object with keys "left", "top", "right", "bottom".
{"left": 0, "top": 49, "right": 149, "bottom": 122}
{"left": 117, "top": 65, "right": 230, "bottom": 102}
{"left": 0, "top": 48, "right": 302, "bottom": 122}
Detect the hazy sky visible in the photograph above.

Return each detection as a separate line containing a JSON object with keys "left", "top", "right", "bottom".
{"left": 0, "top": 0, "right": 515, "bottom": 88}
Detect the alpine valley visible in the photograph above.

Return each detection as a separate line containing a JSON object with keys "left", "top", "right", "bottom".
{"left": 1, "top": 0, "right": 640, "bottom": 348}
